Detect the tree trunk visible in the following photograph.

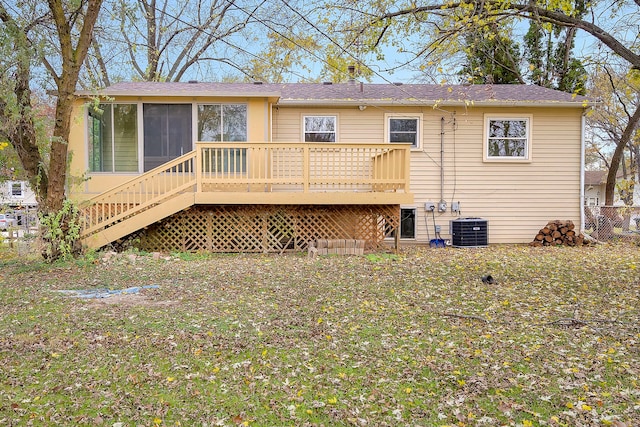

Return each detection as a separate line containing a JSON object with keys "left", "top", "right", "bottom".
{"left": 0, "top": 6, "right": 49, "bottom": 207}
{"left": 605, "top": 103, "right": 640, "bottom": 205}
{"left": 43, "top": 0, "right": 104, "bottom": 214}
{"left": 45, "top": 94, "right": 74, "bottom": 214}
{"left": 2, "top": 0, "right": 104, "bottom": 260}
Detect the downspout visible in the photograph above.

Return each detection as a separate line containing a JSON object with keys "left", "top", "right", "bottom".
{"left": 580, "top": 111, "right": 586, "bottom": 231}
{"left": 440, "top": 117, "right": 445, "bottom": 208}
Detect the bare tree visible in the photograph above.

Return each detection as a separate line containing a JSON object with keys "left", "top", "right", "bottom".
{"left": 1, "top": 0, "right": 103, "bottom": 258}
{"left": 89, "top": 0, "right": 266, "bottom": 83}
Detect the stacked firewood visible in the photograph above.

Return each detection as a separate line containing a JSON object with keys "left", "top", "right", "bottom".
{"left": 530, "top": 220, "right": 588, "bottom": 247}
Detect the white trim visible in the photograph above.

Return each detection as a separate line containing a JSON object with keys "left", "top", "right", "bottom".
{"left": 85, "top": 102, "right": 142, "bottom": 174}
{"left": 192, "top": 103, "right": 198, "bottom": 146}
{"left": 483, "top": 114, "right": 532, "bottom": 162}
{"left": 384, "top": 113, "right": 423, "bottom": 149}
{"left": 580, "top": 112, "right": 586, "bottom": 229}
{"left": 137, "top": 103, "right": 144, "bottom": 173}
{"left": 278, "top": 99, "right": 589, "bottom": 108}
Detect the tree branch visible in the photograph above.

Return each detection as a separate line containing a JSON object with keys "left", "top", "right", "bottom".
{"left": 370, "top": 2, "right": 640, "bottom": 70}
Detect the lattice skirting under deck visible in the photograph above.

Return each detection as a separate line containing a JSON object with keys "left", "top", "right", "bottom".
{"left": 129, "top": 205, "right": 399, "bottom": 253}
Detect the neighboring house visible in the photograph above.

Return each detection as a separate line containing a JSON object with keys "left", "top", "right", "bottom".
{"left": 584, "top": 171, "right": 607, "bottom": 207}
{"left": 68, "top": 82, "right": 591, "bottom": 252}
{"left": 584, "top": 170, "right": 640, "bottom": 207}
{"left": 1, "top": 180, "right": 37, "bottom": 207}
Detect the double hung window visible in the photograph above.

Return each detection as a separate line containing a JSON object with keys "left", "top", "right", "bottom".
{"left": 485, "top": 116, "right": 531, "bottom": 160}
{"left": 304, "top": 116, "right": 336, "bottom": 142}
{"left": 385, "top": 114, "right": 421, "bottom": 148}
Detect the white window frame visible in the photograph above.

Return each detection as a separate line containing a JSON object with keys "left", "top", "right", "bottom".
{"left": 86, "top": 102, "right": 141, "bottom": 174}
{"left": 302, "top": 115, "right": 337, "bottom": 142}
{"left": 384, "top": 113, "right": 422, "bottom": 149}
{"left": 9, "top": 181, "right": 24, "bottom": 198}
{"left": 484, "top": 114, "right": 532, "bottom": 162}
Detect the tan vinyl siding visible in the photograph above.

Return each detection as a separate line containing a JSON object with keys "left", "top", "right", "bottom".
{"left": 274, "top": 107, "right": 386, "bottom": 143}
{"left": 275, "top": 105, "right": 584, "bottom": 245}
{"left": 414, "top": 107, "right": 583, "bottom": 244}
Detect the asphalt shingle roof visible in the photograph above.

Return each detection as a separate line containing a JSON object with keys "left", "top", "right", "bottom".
{"left": 585, "top": 171, "right": 607, "bottom": 186}
{"left": 77, "top": 81, "right": 591, "bottom": 107}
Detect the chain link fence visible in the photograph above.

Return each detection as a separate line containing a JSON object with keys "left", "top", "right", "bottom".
{"left": 1, "top": 207, "right": 39, "bottom": 255}
{"left": 583, "top": 205, "right": 640, "bottom": 243}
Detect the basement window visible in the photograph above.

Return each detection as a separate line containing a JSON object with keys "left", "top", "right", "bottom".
{"left": 387, "top": 208, "right": 416, "bottom": 239}
{"left": 484, "top": 115, "right": 531, "bottom": 161}
{"left": 10, "top": 181, "right": 24, "bottom": 198}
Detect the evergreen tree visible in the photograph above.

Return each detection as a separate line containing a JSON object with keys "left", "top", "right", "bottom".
{"left": 459, "top": 28, "right": 523, "bottom": 84}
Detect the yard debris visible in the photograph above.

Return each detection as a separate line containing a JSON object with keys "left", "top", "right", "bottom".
{"left": 314, "top": 239, "right": 365, "bottom": 255}
{"left": 56, "top": 285, "right": 159, "bottom": 299}
{"left": 545, "top": 318, "right": 589, "bottom": 328}
{"left": 442, "top": 312, "right": 488, "bottom": 323}
{"left": 481, "top": 274, "right": 495, "bottom": 284}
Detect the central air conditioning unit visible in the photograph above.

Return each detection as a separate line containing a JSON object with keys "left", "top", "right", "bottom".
{"left": 450, "top": 218, "right": 488, "bottom": 247}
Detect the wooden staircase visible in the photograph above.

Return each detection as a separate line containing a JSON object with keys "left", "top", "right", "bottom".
{"left": 80, "top": 152, "right": 197, "bottom": 250}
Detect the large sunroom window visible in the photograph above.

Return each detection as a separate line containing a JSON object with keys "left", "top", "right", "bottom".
{"left": 88, "top": 103, "right": 138, "bottom": 172}
{"left": 198, "top": 104, "right": 247, "bottom": 142}
{"left": 198, "top": 104, "right": 248, "bottom": 173}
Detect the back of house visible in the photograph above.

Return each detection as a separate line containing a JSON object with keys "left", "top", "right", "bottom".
{"left": 69, "top": 82, "right": 590, "bottom": 252}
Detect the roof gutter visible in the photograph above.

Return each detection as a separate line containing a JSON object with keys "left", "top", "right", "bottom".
{"left": 277, "top": 99, "right": 593, "bottom": 108}
{"left": 74, "top": 90, "right": 282, "bottom": 101}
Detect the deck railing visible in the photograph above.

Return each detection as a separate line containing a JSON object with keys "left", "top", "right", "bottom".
{"left": 81, "top": 153, "right": 197, "bottom": 236}
{"left": 196, "top": 142, "right": 410, "bottom": 192}
{"left": 80, "top": 142, "right": 411, "bottom": 238}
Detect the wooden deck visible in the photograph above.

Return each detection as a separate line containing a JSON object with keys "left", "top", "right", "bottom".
{"left": 79, "top": 142, "right": 413, "bottom": 250}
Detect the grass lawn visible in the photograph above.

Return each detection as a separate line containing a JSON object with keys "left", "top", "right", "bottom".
{"left": 0, "top": 244, "right": 638, "bottom": 426}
